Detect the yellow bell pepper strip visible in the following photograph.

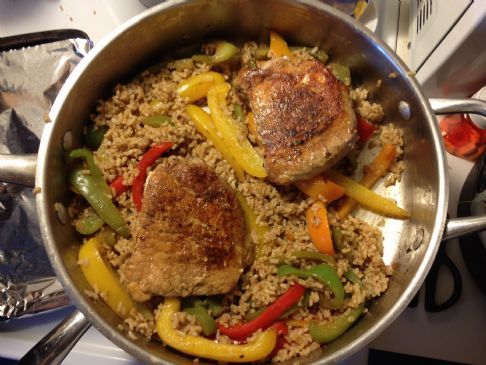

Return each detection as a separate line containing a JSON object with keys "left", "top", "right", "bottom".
{"left": 308, "top": 303, "right": 365, "bottom": 344}
{"left": 235, "top": 192, "right": 269, "bottom": 258}
{"left": 157, "top": 298, "right": 277, "bottom": 362}
{"left": 277, "top": 264, "right": 344, "bottom": 309}
{"left": 306, "top": 201, "right": 335, "bottom": 256}
{"left": 295, "top": 174, "right": 345, "bottom": 202}
{"left": 176, "top": 71, "right": 225, "bottom": 103}
{"left": 218, "top": 284, "right": 305, "bottom": 341}
{"left": 186, "top": 105, "right": 245, "bottom": 180}
{"left": 192, "top": 41, "right": 239, "bottom": 65}
{"left": 207, "top": 82, "right": 267, "bottom": 178}
{"left": 78, "top": 237, "right": 152, "bottom": 319}
{"left": 69, "top": 169, "right": 130, "bottom": 238}
{"left": 269, "top": 31, "right": 292, "bottom": 58}
{"left": 336, "top": 144, "right": 397, "bottom": 220}
{"left": 325, "top": 169, "right": 410, "bottom": 219}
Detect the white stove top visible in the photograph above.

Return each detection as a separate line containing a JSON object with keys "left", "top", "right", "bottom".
{"left": 1, "top": 1, "right": 485, "bottom": 364}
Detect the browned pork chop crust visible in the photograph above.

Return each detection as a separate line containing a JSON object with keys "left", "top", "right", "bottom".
{"left": 120, "top": 157, "right": 248, "bottom": 301}
{"left": 236, "top": 58, "right": 357, "bottom": 185}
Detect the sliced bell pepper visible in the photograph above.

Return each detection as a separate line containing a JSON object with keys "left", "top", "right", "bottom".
{"left": 182, "top": 299, "right": 217, "bottom": 337}
{"left": 235, "top": 192, "right": 269, "bottom": 258}
{"left": 143, "top": 115, "right": 172, "bottom": 127}
{"left": 356, "top": 115, "right": 376, "bottom": 142}
{"left": 68, "top": 148, "right": 111, "bottom": 196}
{"left": 308, "top": 303, "right": 364, "bottom": 344}
{"left": 269, "top": 31, "right": 292, "bottom": 58}
{"left": 336, "top": 144, "right": 397, "bottom": 220}
{"left": 207, "top": 82, "right": 267, "bottom": 178}
{"left": 176, "top": 71, "right": 225, "bottom": 103}
{"left": 74, "top": 213, "right": 104, "bottom": 235}
{"left": 291, "top": 250, "right": 336, "bottom": 267}
{"left": 328, "top": 63, "right": 351, "bottom": 86}
{"left": 78, "top": 237, "right": 152, "bottom": 319}
{"left": 306, "top": 201, "right": 335, "bottom": 256}
{"left": 295, "top": 174, "right": 345, "bottom": 202}
{"left": 132, "top": 142, "right": 172, "bottom": 212}
{"left": 157, "top": 298, "right": 277, "bottom": 362}
{"left": 70, "top": 169, "right": 130, "bottom": 238}
{"left": 277, "top": 264, "right": 344, "bottom": 309}
{"left": 218, "top": 284, "right": 305, "bottom": 341}
{"left": 344, "top": 270, "right": 363, "bottom": 287}
{"left": 84, "top": 125, "right": 108, "bottom": 150}
{"left": 246, "top": 111, "right": 257, "bottom": 137}
{"left": 325, "top": 169, "right": 410, "bottom": 219}
{"left": 192, "top": 41, "right": 239, "bottom": 65}
{"left": 186, "top": 105, "right": 245, "bottom": 180}
{"left": 110, "top": 176, "right": 130, "bottom": 197}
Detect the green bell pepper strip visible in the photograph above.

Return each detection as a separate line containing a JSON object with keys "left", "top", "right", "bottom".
{"left": 69, "top": 169, "right": 130, "bottom": 238}
{"left": 233, "top": 103, "right": 244, "bottom": 122}
{"left": 291, "top": 250, "right": 336, "bottom": 267}
{"left": 74, "top": 213, "right": 104, "bottom": 235}
{"left": 255, "top": 46, "right": 269, "bottom": 59}
{"left": 245, "top": 303, "right": 298, "bottom": 322}
{"left": 84, "top": 125, "right": 108, "bottom": 150}
{"left": 328, "top": 63, "right": 351, "bottom": 86}
{"left": 344, "top": 270, "right": 363, "bottom": 287}
{"left": 68, "top": 148, "right": 111, "bottom": 196}
{"left": 277, "top": 264, "right": 344, "bottom": 309}
{"left": 143, "top": 115, "right": 172, "bottom": 127}
{"left": 183, "top": 302, "right": 217, "bottom": 337}
{"left": 308, "top": 303, "right": 365, "bottom": 344}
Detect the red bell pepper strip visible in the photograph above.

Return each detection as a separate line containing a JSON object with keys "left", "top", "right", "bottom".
{"left": 269, "top": 321, "right": 288, "bottom": 358}
{"left": 110, "top": 176, "right": 130, "bottom": 197}
{"left": 132, "top": 142, "right": 172, "bottom": 211}
{"left": 218, "top": 284, "right": 305, "bottom": 341}
{"left": 356, "top": 115, "right": 376, "bottom": 142}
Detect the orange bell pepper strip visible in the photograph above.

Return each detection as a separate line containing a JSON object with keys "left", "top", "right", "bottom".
{"left": 306, "top": 201, "right": 335, "bottom": 256}
{"left": 295, "top": 175, "right": 345, "bottom": 202}
{"left": 336, "top": 144, "right": 397, "bottom": 220}
{"left": 269, "top": 31, "right": 292, "bottom": 58}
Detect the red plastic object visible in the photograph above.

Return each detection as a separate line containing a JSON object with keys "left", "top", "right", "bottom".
{"left": 439, "top": 114, "right": 486, "bottom": 161}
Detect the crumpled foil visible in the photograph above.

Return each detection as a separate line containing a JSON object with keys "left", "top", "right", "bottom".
{"left": 0, "top": 35, "right": 91, "bottom": 320}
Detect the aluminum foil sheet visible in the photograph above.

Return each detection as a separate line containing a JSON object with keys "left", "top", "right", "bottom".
{"left": 0, "top": 33, "right": 91, "bottom": 320}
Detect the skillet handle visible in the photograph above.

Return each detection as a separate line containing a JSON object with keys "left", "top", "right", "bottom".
{"left": 443, "top": 216, "right": 486, "bottom": 241}
{"left": 17, "top": 309, "right": 90, "bottom": 365}
{"left": 429, "top": 98, "right": 486, "bottom": 129}
{"left": 0, "top": 154, "right": 37, "bottom": 187}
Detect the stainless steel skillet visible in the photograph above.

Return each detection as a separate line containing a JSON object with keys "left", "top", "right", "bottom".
{"left": 1, "top": 1, "right": 486, "bottom": 364}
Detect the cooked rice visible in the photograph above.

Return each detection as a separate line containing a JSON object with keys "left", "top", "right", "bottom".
{"left": 72, "top": 42, "right": 404, "bottom": 362}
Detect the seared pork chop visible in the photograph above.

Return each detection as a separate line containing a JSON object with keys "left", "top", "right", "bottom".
{"left": 120, "top": 157, "right": 249, "bottom": 301}
{"left": 236, "top": 58, "right": 357, "bottom": 185}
